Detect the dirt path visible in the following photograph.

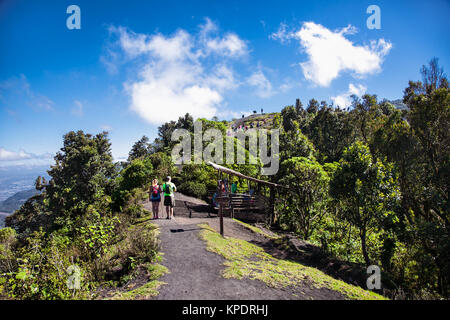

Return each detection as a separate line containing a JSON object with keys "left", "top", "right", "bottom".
{"left": 143, "top": 194, "right": 347, "bottom": 300}
{"left": 153, "top": 219, "right": 296, "bottom": 300}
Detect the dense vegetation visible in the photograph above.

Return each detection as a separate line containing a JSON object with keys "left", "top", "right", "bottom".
{"left": 277, "top": 59, "right": 449, "bottom": 298}
{"left": 162, "top": 58, "right": 449, "bottom": 299}
{"left": 0, "top": 131, "right": 168, "bottom": 299}
{"left": 0, "top": 58, "right": 448, "bottom": 299}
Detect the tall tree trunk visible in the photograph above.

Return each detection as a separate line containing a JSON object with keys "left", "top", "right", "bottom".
{"left": 360, "top": 226, "right": 371, "bottom": 266}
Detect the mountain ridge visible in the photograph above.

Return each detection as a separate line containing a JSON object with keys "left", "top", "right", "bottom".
{"left": 0, "top": 188, "right": 38, "bottom": 214}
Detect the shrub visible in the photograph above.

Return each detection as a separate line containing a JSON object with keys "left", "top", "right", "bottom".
{"left": 178, "top": 181, "right": 207, "bottom": 199}
{"left": 117, "top": 225, "right": 160, "bottom": 277}
{"left": 1, "top": 229, "right": 91, "bottom": 299}
{"left": 112, "top": 158, "right": 153, "bottom": 211}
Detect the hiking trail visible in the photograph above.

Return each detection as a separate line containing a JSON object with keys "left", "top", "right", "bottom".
{"left": 137, "top": 193, "right": 384, "bottom": 300}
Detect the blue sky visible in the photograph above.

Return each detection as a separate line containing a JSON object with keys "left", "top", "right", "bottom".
{"left": 0, "top": 0, "right": 449, "bottom": 166}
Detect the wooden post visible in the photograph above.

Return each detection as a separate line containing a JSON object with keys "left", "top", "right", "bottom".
{"left": 219, "top": 203, "right": 224, "bottom": 236}
{"left": 269, "top": 186, "right": 275, "bottom": 225}
{"left": 216, "top": 192, "right": 229, "bottom": 237}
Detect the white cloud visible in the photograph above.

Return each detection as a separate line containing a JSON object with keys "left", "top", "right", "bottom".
{"left": 100, "top": 47, "right": 120, "bottom": 75}
{"left": 216, "top": 109, "right": 252, "bottom": 120}
{"left": 199, "top": 17, "right": 218, "bottom": 36}
{"left": 200, "top": 18, "right": 248, "bottom": 58}
{"left": 247, "top": 69, "right": 275, "bottom": 98}
{"left": 279, "top": 82, "right": 294, "bottom": 93}
{"left": 270, "top": 22, "right": 291, "bottom": 43}
{"left": 271, "top": 22, "right": 392, "bottom": 87}
{"left": 0, "top": 74, "right": 54, "bottom": 111}
{"left": 331, "top": 83, "right": 367, "bottom": 109}
{"left": 204, "top": 65, "right": 238, "bottom": 91}
{"left": 278, "top": 77, "right": 300, "bottom": 93}
{"left": 100, "top": 125, "right": 113, "bottom": 131}
{"left": 71, "top": 100, "right": 83, "bottom": 117}
{"left": 104, "top": 20, "right": 247, "bottom": 125}
{"left": 113, "top": 156, "right": 127, "bottom": 163}
{"left": 0, "top": 148, "right": 53, "bottom": 167}
{"left": 206, "top": 33, "right": 248, "bottom": 57}
{"left": 0, "top": 148, "right": 32, "bottom": 161}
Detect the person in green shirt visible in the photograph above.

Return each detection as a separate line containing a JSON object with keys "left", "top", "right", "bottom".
{"left": 231, "top": 181, "right": 237, "bottom": 194}
{"left": 162, "top": 176, "right": 177, "bottom": 219}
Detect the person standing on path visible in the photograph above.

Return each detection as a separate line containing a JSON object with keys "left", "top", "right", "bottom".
{"left": 150, "top": 179, "right": 162, "bottom": 219}
{"left": 231, "top": 181, "right": 237, "bottom": 194}
{"left": 162, "top": 176, "right": 177, "bottom": 219}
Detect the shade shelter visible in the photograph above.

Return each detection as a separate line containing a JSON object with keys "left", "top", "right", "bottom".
{"left": 207, "top": 161, "right": 284, "bottom": 235}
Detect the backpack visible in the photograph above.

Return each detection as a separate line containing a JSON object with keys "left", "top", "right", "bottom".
{"left": 152, "top": 186, "right": 159, "bottom": 196}
{"left": 164, "top": 183, "right": 173, "bottom": 194}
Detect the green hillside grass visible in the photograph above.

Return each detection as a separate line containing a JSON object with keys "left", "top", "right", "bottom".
{"left": 198, "top": 223, "right": 386, "bottom": 300}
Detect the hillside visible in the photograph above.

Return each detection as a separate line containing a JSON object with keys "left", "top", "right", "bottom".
{"left": 0, "top": 189, "right": 38, "bottom": 214}
{"left": 229, "top": 112, "right": 277, "bottom": 131}
{"left": 389, "top": 99, "right": 408, "bottom": 110}
{"left": 226, "top": 100, "right": 407, "bottom": 133}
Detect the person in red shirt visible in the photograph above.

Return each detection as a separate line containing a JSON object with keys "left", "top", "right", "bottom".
{"left": 149, "top": 179, "right": 162, "bottom": 219}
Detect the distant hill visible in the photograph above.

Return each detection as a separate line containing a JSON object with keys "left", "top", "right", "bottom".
{"left": 389, "top": 99, "right": 408, "bottom": 110}
{"left": 230, "top": 112, "right": 277, "bottom": 130}
{"left": 0, "top": 189, "right": 39, "bottom": 214}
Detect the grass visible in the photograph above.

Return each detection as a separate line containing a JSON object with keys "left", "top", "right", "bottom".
{"left": 198, "top": 223, "right": 386, "bottom": 300}
{"left": 101, "top": 213, "right": 160, "bottom": 263}
{"left": 232, "top": 218, "right": 280, "bottom": 240}
{"left": 118, "top": 279, "right": 164, "bottom": 299}
{"left": 105, "top": 252, "right": 170, "bottom": 300}
{"left": 107, "top": 263, "right": 169, "bottom": 300}
{"left": 103, "top": 214, "right": 169, "bottom": 300}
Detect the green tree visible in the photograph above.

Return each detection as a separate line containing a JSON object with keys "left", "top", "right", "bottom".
{"left": 349, "top": 94, "right": 385, "bottom": 146}
{"left": 113, "top": 158, "right": 153, "bottom": 211}
{"left": 371, "top": 109, "right": 420, "bottom": 224}
{"left": 128, "top": 135, "right": 152, "bottom": 162}
{"left": 177, "top": 163, "right": 216, "bottom": 200}
{"left": 419, "top": 57, "right": 448, "bottom": 94}
{"left": 119, "top": 158, "right": 153, "bottom": 191}
{"left": 330, "top": 142, "right": 400, "bottom": 266}
{"left": 309, "top": 105, "right": 354, "bottom": 163}
{"left": 177, "top": 113, "right": 194, "bottom": 131}
{"left": 306, "top": 98, "right": 319, "bottom": 114}
{"left": 279, "top": 157, "right": 329, "bottom": 240}
{"left": 45, "top": 131, "right": 116, "bottom": 229}
{"left": 148, "top": 152, "right": 177, "bottom": 181}
{"left": 295, "top": 98, "right": 303, "bottom": 115}
{"left": 279, "top": 121, "right": 316, "bottom": 162}
{"left": 154, "top": 113, "right": 194, "bottom": 152}
{"left": 155, "top": 120, "right": 177, "bottom": 152}
{"left": 280, "top": 105, "right": 297, "bottom": 132}
{"left": 401, "top": 58, "right": 450, "bottom": 295}
{"left": 405, "top": 86, "right": 449, "bottom": 224}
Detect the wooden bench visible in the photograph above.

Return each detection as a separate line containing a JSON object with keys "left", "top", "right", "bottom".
{"left": 183, "top": 201, "right": 193, "bottom": 218}
{"left": 182, "top": 200, "right": 216, "bottom": 218}
{"left": 229, "top": 193, "right": 266, "bottom": 219}
{"left": 207, "top": 192, "right": 269, "bottom": 220}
